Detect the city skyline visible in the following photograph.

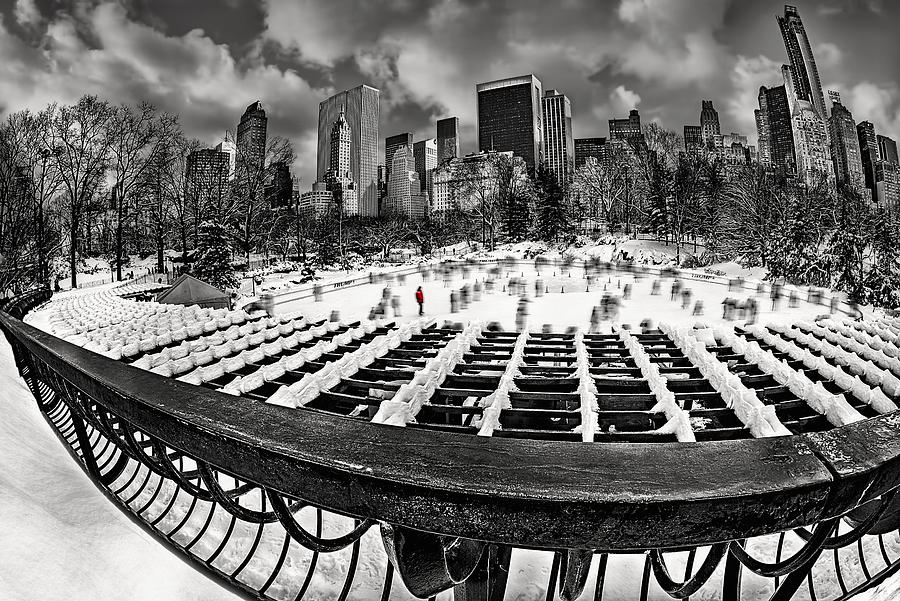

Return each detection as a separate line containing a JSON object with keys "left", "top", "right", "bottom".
{"left": 1, "top": 0, "right": 898, "bottom": 186}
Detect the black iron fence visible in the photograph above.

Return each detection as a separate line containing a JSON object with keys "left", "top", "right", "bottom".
{"left": 2, "top": 288, "right": 900, "bottom": 600}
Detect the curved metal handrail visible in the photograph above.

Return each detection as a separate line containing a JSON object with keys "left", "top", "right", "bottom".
{"left": 4, "top": 287, "right": 900, "bottom": 600}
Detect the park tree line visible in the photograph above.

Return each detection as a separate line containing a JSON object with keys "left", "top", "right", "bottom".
{"left": 1, "top": 94, "right": 898, "bottom": 308}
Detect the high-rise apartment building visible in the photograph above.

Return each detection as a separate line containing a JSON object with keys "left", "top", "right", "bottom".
{"left": 541, "top": 89, "right": 574, "bottom": 183}
{"left": 317, "top": 84, "right": 380, "bottom": 216}
{"left": 299, "top": 182, "right": 335, "bottom": 218}
{"left": 385, "top": 145, "right": 425, "bottom": 219}
{"left": 683, "top": 126, "right": 703, "bottom": 151}
{"left": 778, "top": 5, "right": 828, "bottom": 125}
{"left": 827, "top": 92, "right": 865, "bottom": 190}
{"left": 236, "top": 101, "right": 267, "bottom": 176}
{"left": 857, "top": 121, "right": 878, "bottom": 195}
{"left": 700, "top": 100, "right": 721, "bottom": 147}
{"left": 215, "top": 132, "right": 236, "bottom": 180}
{"left": 783, "top": 65, "right": 832, "bottom": 187}
{"left": 875, "top": 161, "right": 900, "bottom": 209}
{"left": 413, "top": 138, "right": 437, "bottom": 205}
{"left": 877, "top": 135, "right": 899, "bottom": 166}
{"left": 476, "top": 75, "right": 543, "bottom": 173}
{"left": 609, "top": 109, "right": 644, "bottom": 145}
{"left": 436, "top": 117, "right": 460, "bottom": 166}
{"left": 432, "top": 151, "right": 525, "bottom": 217}
{"left": 574, "top": 138, "right": 607, "bottom": 169}
{"left": 756, "top": 85, "right": 795, "bottom": 174}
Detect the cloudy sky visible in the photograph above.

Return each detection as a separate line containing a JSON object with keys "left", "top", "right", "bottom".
{"left": 1, "top": 0, "right": 898, "bottom": 185}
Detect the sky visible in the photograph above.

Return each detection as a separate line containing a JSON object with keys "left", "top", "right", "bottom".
{"left": 1, "top": 0, "right": 898, "bottom": 187}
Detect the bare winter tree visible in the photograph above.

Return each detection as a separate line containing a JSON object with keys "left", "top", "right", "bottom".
{"left": 722, "top": 163, "right": 790, "bottom": 267}
{"left": 572, "top": 151, "right": 630, "bottom": 232}
{"left": 232, "top": 136, "right": 294, "bottom": 265}
{"left": 106, "top": 102, "right": 177, "bottom": 280}
{"left": 0, "top": 108, "right": 65, "bottom": 289}
{"left": 53, "top": 96, "right": 114, "bottom": 288}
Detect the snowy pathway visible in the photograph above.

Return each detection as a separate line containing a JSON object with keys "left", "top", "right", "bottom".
{"left": 0, "top": 335, "right": 241, "bottom": 601}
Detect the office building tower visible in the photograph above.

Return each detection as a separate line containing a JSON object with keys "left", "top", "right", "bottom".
{"left": 236, "top": 101, "right": 267, "bottom": 176}
{"left": 857, "top": 121, "right": 878, "bottom": 195}
{"left": 700, "top": 100, "right": 721, "bottom": 147}
{"left": 609, "top": 109, "right": 644, "bottom": 147}
{"left": 827, "top": 92, "right": 865, "bottom": 190}
{"left": 541, "top": 89, "right": 575, "bottom": 182}
{"left": 684, "top": 126, "right": 703, "bottom": 151}
{"left": 783, "top": 65, "right": 832, "bottom": 186}
{"left": 186, "top": 149, "right": 230, "bottom": 213}
{"left": 317, "top": 84, "right": 380, "bottom": 216}
{"left": 877, "top": 135, "right": 899, "bottom": 166}
{"left": 413, "top": 138, "right": 437, "bottom": 204}
{"left": 436, "top": 117, "right": 460, "bottom": 166}
{"left": 325, "top": 108, "right": 358, "bottom": 216}
{"left": 215, "top": 132, "right": 236, "bottom": 180}
{"left": 778, "top": 5, "right": 828, "bottom": 125}
{"left": 384, "top": 132, "right": 413, "bottom": 189}
{"left": 574, "top": 138, "right": 607, "bottom": 169}
{"left": 476, "top": 74, "right": 544, "bottom": 173}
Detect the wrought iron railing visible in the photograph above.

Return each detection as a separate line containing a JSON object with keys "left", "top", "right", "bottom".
{"left": 3, "top": 288, "right": 900, "bottom": 600}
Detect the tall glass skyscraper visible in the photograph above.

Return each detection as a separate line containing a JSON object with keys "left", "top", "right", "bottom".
{"left": 317, "top": 84, "right": 380, "bottom": 216}
{"left": 476, "top": 75, "right": 543, "bottom": 173}
{"left": 542, "top": 89, "right": 574, "bottom": 183}
{"left": 756, "top": 85, "right": 796, "bottom": 175}
{"left": 778, "top": 5, "right": 828, "bottom": 124}
{"left": 436, "top": 117, "right": 460, "bottom": 166}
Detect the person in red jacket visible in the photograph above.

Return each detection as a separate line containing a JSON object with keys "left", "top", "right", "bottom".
{"left": 415, "top": 286, "right": 424, "bottom": 315}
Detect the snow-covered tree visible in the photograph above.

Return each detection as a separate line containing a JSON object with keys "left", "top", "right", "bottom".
{"left": 192, "top": 220, "right": 238, "bottom": 290}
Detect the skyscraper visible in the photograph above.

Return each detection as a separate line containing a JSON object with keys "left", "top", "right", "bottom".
{"left": 186, "top": 149, "right": 230, "bottom": 215}
{"left": 436, "top": 117, "right": 460, "bottom": 166}
{"left": 476, "top": 74, "right": 544, "bottom": 173}
{"left": 782, "top": 65, "right": 832, "bottom": 186}
{"left": 385, "top": 132, "right": 413, "bottom": 189}
{"left": 758, "top": 85, "right": 795, "bottom": 173}
{"left": 574, "top": 138, "right": 607, "bottom": 169}
{"left": 827, "top": 92, "right": 865, "bottom": 190}
{"left": 877, "top": 135, "right": 899, "bottom": 166}
{"left": 857, "top": 121, "right": 878, "bottom": 194}
{"left": 541, "top": 89, "right": 575, "bottom": 183}
{"left": 326, "top": 108, "right": 358, "bottom": 216}
{"left": 386, "top": 145, "right": 425, "bottom": 219}
{"left": 777, "top": 5, "right": 828, "bottom": 125}
{"left": 236, "top": 101, "right": 267, "bottom": 175}
{"left": 265, "top": 161, "right": 293, "bottom": 207}
{"left": 699, "top": 100, "right": 721, "bottom": 147}
{"left": 413, "top": 138, "right": 437, "bottom": 205}
{"left": 317, "top": 84, "right": 380, "bottom": 216}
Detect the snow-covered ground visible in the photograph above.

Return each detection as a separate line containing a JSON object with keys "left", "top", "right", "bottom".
{"left": 0, "top": 334, "right": 241, "bottom": 601}
{"left": 5, "top": 239, "right": 900, "bottom": 600}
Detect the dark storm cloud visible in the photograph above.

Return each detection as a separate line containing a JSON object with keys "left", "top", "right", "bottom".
{"left": 1, "top": 0, "right": 898, "bottom": 186}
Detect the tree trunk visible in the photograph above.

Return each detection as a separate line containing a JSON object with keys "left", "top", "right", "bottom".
{"left": 69, "top": 213, "right": 78, "bottom": 289}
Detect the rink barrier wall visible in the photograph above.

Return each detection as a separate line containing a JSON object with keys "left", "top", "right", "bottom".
{"left": 2, "top": 288, "right": 898, "bottom": 600}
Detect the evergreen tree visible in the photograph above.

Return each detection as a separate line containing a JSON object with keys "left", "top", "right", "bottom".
{"left": 192, "top": 220, "right": 239, "bottom": 289}
{"left": 533, "top": 164, "right": 569, "bottom": 242}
